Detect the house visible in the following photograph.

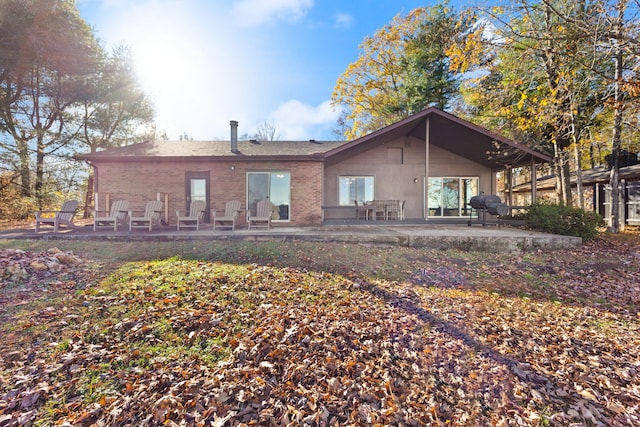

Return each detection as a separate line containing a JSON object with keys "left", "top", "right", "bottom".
{"left": 511, "top": 164, "right": 640, "bottom": 227}
{"left": 78, "top": 108, "right": 552, "bottom": 227}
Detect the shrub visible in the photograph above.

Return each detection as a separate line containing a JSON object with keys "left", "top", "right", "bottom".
{"left": 524, "top": 202, "right": 604, "bottom": 241}
{"left": 0, "top": 174, "right": 37, "bottom": 221}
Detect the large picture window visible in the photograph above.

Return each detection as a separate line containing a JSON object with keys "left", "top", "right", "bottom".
{"left": 339, "top": 176, "right": 374, "bottom": 205}
{"left": 247, "top": 171, "right": 291, "bottom": 221}
{"left": 428, "top": 177, "right": 478, "bottom": 217}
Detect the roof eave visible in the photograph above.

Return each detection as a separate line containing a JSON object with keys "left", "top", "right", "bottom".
{"left": 77, "top": 154, "right": 326, "bottom": 163}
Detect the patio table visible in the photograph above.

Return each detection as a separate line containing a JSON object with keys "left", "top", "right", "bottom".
{"left": 355, "top": 202, "right": 374, "bottom": 220}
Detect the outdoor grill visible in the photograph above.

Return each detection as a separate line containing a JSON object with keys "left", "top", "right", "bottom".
{"left": 468, "top": 194, "right": 509, "bottom": 226}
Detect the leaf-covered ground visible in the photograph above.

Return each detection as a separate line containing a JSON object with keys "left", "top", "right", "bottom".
{"left": 0, "top": 236, "right": 639, "bottom": 426}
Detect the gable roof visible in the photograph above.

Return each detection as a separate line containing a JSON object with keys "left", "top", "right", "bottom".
{"left": 78, "top": 139, "right": 346, "bottom": 162}
{"left": 78, "top": 108, "right": 551, "bottom": 168}
{"left": 324, "top": 108, "right": 552, "bottom": 169}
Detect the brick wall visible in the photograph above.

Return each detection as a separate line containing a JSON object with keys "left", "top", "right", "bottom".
{"left": 93, "top": 158, "right": 324, "bottom": 226}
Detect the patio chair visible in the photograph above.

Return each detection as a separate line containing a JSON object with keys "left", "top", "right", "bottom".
{"left": 176, "top": 200, "right": 206, "bottom": 230}
{"left": 128, "top": 200, "right": 163, "bottom": 231}
{"left": 212, "top": 200, "right": 241, "bottom": 231}
{"left": 385, "top": 200, "right": 401, "bottom": 220}
{"left": 373, "top": 200, "right": 386, "bottom": 220}
{"left": 248, "top": 199, "right": 273, "bottom": 230}
{"left": 93, "top": 200, "right": 129, "bottom": 231}
{"left": 34, "top": 200, "right": 79, "bottom": 232}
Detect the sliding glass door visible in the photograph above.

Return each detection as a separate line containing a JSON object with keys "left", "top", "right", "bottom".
{"left": 428, "top": 177, "right": 478, "bottom": 217}
{"left": 247, "top": 172, "right": 291, "bottom": 221}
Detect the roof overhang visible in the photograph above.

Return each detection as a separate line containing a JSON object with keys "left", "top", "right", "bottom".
{"left": 324, "top": 108, "right": 552, "bottom": 169}
{"left": 511, "top": 164, "right": 640, "bottom": 193}
{"left": 77, "top": 154, "right": 327, "bottom": 163}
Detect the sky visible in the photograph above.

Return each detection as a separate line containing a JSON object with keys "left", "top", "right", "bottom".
{"left": 76, "top": 0, "right": 435, "bottom": 141}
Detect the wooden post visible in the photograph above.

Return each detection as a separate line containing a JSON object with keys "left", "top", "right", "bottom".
{"left": 155, "top": 192, "right": 169, "bottom": 223}
{"left": 165, "top": 193, "right": 169, "bottom": 223}
{"left": 424, "top": 116, "right": 430, "bottom": 220}
{"left": 621, "top": 179, "right": 626, "bottom": 231}
{"left": 506, "top": 167, "right": 513, "bottom": 206}
{"left": 531, "top": 159, "right": 537, "bottom": 204}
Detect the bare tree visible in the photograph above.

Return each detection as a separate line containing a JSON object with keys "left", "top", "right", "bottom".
{"left": 254, "top": 121, "right": 281, "bottom": 141}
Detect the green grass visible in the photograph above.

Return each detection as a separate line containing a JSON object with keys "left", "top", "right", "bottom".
{"left": 19, "top": 257, "right": 359, "bottom": 410}
{"left": 1, "top": 237, "right": 639, "bottom": 425}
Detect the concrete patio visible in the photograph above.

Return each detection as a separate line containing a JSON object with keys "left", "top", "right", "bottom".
{"left": 0, "top": 221, "right": 583, "bottom": 253}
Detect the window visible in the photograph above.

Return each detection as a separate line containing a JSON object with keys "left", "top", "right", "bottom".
{"left": 339, "top": 176, "right": 374, "bottom": 205}
{"left": 247, "top": 171, "right": 291, "bottom": 220}
{"left": 428, "top": 178, "right": 442, "bottom": 216}
{"left": 428, "top": 177, "right": 479, "bottom": 217}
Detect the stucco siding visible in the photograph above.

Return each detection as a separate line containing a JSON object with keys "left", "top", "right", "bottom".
{"left": 324, "top": 137, "right": 496, "bottom": 219}
{"left": 428, "top": 145, "right": 495, "bottom": 194}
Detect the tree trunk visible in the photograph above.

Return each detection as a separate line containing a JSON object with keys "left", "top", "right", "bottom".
{"left": 553, "top": 143, "right": 572, "bottom": 205}
{"left": 35, "top": 133, "right": 45, "bottom": 207}
{"left": 553, "top": 142, "right": 564, "bottom": 202}
{"left": 609, "top": 0, "right": 625, "bottom": 233}
{"left": 561, "top": 152, "right": 572, "bottom": 206}
{"left": 17, "top": 138, "right": 31, "bottom": 197}
{"left": 573, "top": 143, "right": 584, "bottom": 209}
{"left": 84, "top": 168, "right": 95, "bottom": 219}
{"left": 570, "top": 111, "right": 584, "bottom": 209}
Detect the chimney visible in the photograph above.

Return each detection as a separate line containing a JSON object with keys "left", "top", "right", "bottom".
{"left": 230, "top": 120, "right": 238, "bottom": 153}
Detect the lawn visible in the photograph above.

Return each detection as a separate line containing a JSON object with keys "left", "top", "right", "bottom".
{"left": 1, "top": 236, "right": 639, "bottom": 426}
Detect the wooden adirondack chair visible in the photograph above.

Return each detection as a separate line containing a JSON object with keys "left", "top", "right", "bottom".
{"left": 176, "top": 200, "right": 206, "bottom": 230}
{"left": 212, "top": 200, "right": 241, "bottom": 231}
{"left": 93, "top": 200, "right": 129, "bottom": 231}
{"left": 128, "top": 200, "right": 164, "bottom": 231}
{"left": 34, "top": 200, "right": 79, "bottom": 232}
{"left": 248, "top": 199, "right": 273, "bottom": 230}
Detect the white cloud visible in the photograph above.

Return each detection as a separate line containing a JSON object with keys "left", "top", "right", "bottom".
{"left": 80, "top": 0, "right": 340, "bottom": 141}
{"left": 267, "top": 100, "right": 340, "bottom": 140}
{"left": 86, "top": 0, "right": 271, "bottom": 140}
{"left": 231, "top": 0, "right": 314, "bottom": 27}
{"left": 335, "top": 12, "right": 353, "bottom": 28}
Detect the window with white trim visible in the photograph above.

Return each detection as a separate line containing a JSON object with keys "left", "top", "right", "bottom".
{"left": 339, "top": 176, "right": 374, "bottom": 205}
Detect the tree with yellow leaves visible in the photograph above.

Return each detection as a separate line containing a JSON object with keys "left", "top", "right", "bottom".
{"left": 450, "top": 1, "right": 615, "bottom": 207}
{"left": 332, "top": 1, "right": 474, "bottom": 139}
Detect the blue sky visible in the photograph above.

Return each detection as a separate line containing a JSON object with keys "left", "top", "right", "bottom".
{"left": 76, "top": 0, "right": 437, "bottom": 141}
